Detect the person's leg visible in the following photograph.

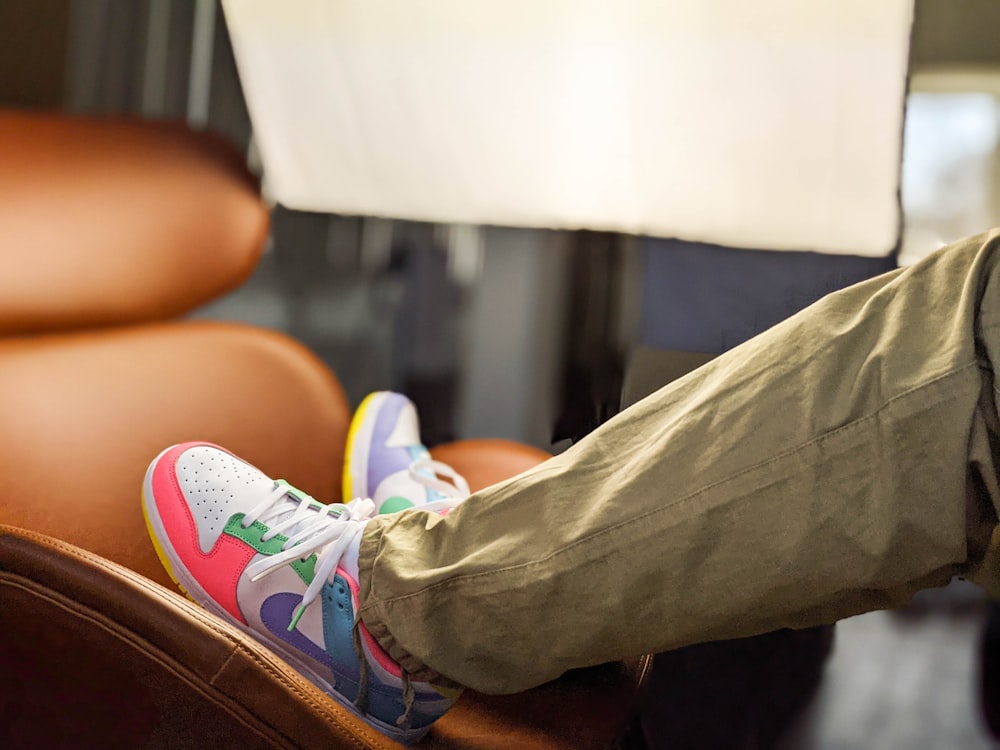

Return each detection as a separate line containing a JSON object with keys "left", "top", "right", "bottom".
{"left": 358, "top": 229, "right": 1000, "bottom": 695}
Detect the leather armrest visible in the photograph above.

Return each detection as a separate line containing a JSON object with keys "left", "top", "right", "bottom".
{"left": 0, "top": 525, "right": 397, "bottom": 750}
{"left": 1, "top": 524, "right": 651, "bottom": 750}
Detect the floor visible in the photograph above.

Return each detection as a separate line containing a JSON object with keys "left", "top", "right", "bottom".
{"left": 789, "top": 582, "right": 996, "bottom": 750}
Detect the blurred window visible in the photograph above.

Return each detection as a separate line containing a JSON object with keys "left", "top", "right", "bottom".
{"left": 900, "top": 86, "right": 1000, "bottom": 265}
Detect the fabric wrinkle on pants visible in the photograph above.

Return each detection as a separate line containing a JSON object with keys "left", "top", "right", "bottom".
{"left": 358, "top": 230, "right": 1000, "bottom": 695}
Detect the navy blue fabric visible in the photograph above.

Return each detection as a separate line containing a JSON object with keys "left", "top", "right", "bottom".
{"left": 641, "top": 239, "right": 898, "bottom": 354}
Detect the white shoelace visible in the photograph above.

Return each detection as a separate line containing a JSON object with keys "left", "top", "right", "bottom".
{"left": 243, "top": 482, "right": 375, "bottom": 631}
{"left": 409, "top": 458, "right": 471, "bottom": 511}
{"left": 242, "top": 460, "right": 468, "bottom": 631}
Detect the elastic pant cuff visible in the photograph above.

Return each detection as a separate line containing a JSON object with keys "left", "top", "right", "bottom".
{"left": 356, "top": 520, "right": 464, "bottom": 691}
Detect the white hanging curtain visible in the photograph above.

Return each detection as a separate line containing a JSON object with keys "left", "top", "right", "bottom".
{"left": 223, "top": 0, "right": 913, "bottom": 256}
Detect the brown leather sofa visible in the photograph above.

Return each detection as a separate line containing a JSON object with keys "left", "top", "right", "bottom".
{"left": 0, "top": 111, "right": 650, "bottom": 749}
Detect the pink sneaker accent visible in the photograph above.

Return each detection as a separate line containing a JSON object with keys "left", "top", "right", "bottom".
{"left": 149, "top": 443, "right": 255, "bottom": 623}
{"left": 338, "top": 568, "right": 403, "bottom": 679}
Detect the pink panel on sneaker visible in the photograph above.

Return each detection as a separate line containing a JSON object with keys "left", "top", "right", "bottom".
{"left": 152, "top": 443, "right": 256, "bottom": 623}
{"left": 338, "top": 567, "right": 403, "bottom": 679}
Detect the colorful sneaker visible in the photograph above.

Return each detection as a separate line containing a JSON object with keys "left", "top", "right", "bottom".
{"left": 343, "top": 391, "right": 469, "bottom": 514}
{"left": 142, "top": 442, "right": 457, "bottom": 745}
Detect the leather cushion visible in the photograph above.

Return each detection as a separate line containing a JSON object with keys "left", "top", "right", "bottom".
{"left": 0, "top": 321, "right": 350, "bottom": 588}
{"left": 430, "top": 439, "right": 552, "bottom": 494}
{"left": 0, "top": 111, "right": 268, "bottom": 333}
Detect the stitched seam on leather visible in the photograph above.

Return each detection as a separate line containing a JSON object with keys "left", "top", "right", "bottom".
{"left": 211, "top": 645, "right": 388, "bottom": 750}
{"left": 2, "top": 528, "right": 247, "bottom": 642}
{"left": 0, "top": 534, "right": 393, "bottom": 750}
{"left": 209, "top": 648, "right": 239, "bottom": 685}
{"left": 229, "top": 642, "right": 396, "bottom": 750}
{"left": 2, "top": 571, "right": 384, "bottom": 749}
{"left": 0, "top": 574, "right": 297, "bottom": 749}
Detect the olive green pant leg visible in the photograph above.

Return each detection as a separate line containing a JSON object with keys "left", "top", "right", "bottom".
{"left": 359, "top": 230, "right": 1000, "bottom": 695}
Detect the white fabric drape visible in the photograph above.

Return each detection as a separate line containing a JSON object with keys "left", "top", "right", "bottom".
{"left": 223, "top": 0, "right": 913, "bottom": 256}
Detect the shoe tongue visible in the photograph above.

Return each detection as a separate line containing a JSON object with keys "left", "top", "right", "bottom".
{"left": 384, "top": 399, "right": 422, "bottom": 448}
